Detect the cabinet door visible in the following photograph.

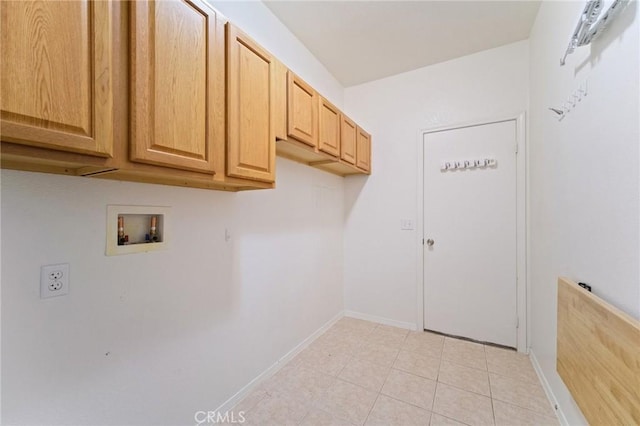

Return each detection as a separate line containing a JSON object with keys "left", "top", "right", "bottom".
{"left": 226, "top": 23, "right": 275, "bottom": 183}
{"left": 287, "top": 72, "right": 317, "bottom": 147}
{"left": 1, "top": 0, "right": 114, "bottom": 157}
{"left": 318, "top": 97, "right": 340, "bottom": 157}
{"left": 356, "top": 126, "right": 371, "bottom": 172}
{"left": 131, "top": 0, "right": 223, "bottom": 173}
{"left": 340, "top": 115, "right": 357, "bottom": 165}
{"left": 273, "top": 60, "right": 288, "bottom": 141}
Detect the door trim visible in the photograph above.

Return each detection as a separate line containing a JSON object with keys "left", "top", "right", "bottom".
{"left": 415, "top": 112, "right": 528, "bottom": 353}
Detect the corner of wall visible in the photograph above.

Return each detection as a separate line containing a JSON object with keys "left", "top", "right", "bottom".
{"left": 527, "top": 1, "right": 639, "bottom": 424}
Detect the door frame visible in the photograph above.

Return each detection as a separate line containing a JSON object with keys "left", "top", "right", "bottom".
{"left": 415, "top": 112, "right": 528, "bottom": 353}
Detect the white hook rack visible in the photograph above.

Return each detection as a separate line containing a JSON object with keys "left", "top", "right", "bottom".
{"left": 549, "top": 80, "right": 589, "bottom": 121}
{"left": 441, "top": 157, "right": 496, "bottom": 171}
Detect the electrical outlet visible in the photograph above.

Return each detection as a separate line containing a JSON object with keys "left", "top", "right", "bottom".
{"left": 40, "top": 263, "right": 69, "bottom": 299}
{"left": 48, "top": 270, "right": 63, "bottom": 280}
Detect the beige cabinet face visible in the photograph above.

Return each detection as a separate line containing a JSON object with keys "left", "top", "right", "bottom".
{"left": 318, "top": 97, "right": 340, "bottom": 157}
{"left": 272, "top": 60, "right": 288, "bottom": 141}
{"left": 1, "top": 0, "right": 114, "bottom": 157}
{"left": 356, "top": 126, "right": 371, "bottom": 172}
{"left": 226, "top": 23, "right": 275, "bottom": 183}
{"left": 340, "top": 115, "right": 357, "bottom": 165}
{"left": 130, "top": 0, "right": 224, "bottom": 174}
{"left": 287, "top": 72, "right": 317, "bottom": 147}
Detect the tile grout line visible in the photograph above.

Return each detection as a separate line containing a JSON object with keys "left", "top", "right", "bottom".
{"left": 380, "top": 393, "right": 433, "bottom": 412}
{"left": 363, "top": 337, "right": 406, "bottom": 424}
{"left": 433, "top": 412, "right": 475, "bottom": 426}
{"left": 489, "top": 393, "right": 559, "bottom": 419}
{"left": 491, "top": 398, "right": 560, "bottom": 421}
{"left": 360, "top": 324, "right": 380, "bottom": 425}
{"left": 391, "top": 366, "right": 438, "bottom": 382}
{"left": 262, "top": 320, "right": 553, "bottom": 426}
{"left": 432, "top": 339, "right": 494, "bottom": 425}
{"left": 435, "top": 343, "right": 494, "bottom": 400}
{"left": 485, "top": 358, "right": 557, "bottom": 417}
{"left": 301, "top": 322, "right": 347, "bottom": 423}
{"left": 362, "top": 330, "right": 407, "bottom": 425}
{"left": 433, "top": 349, "right": 444, "bottom": 416}
{"left": 487, "top": 367, "right": 547, "bottom": 385}
{"left": 332, "top": 322, "right": 380, "bottom": 425}
{"left": 435, "top": 378, "right": 492, "bottom": 399}
{"left": 361, "top": 392, "right": 381, "bottom": 426}
{"left": 375, "top": 336, "right": 440, "bottom": 418}
{"left": 421, "top": 325, "right": 548, "bottom": 422}
{"left": 483, "top": 344, "right": 497, "bottom": 426}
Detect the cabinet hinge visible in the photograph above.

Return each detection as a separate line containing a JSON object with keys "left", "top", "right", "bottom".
{"left": 516, "top": 316, "right": 520, "bottom": 329}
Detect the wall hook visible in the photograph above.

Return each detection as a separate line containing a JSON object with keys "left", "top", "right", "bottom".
{"left": 549, "top": 107, "right": 565, "bottom": 117}
{"left": 549, "top": 107, "right": 566, "bottom": 121}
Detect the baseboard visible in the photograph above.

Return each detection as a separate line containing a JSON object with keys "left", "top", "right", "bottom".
{"left": 215, "top": 310, "right": 344, "bottom": 414}
{"left": 344, "top": 310, "right": 417, "bottom": 331}
{"left": 529, "top": 349, "right": 568, "bottom": 426}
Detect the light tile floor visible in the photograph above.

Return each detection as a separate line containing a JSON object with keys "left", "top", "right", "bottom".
{"left": 232, "top": 318, "right": 559, "bottom": 426}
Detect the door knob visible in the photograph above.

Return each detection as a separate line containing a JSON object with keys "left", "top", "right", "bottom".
{"left": 426, "top": 239, "right": 434, "bottom": 247}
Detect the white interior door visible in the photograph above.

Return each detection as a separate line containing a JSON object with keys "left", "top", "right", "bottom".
{"left": 423, "top": 120, "right": 517, "bottom": 348}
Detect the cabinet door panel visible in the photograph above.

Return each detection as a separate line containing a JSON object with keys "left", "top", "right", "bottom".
{"left": 1, "top": 0, "right": 114, "bottom": 157}
{"left": 287, "top": 72, "right": 317, "bottom": 147}
{"left": 131, "top": 0, "right": 222, "bottom": 173}
{"left": 226, "top": 24, "right": 275, "bottom": 183}
{"left": 340, "top": 115, "right": 357, "bottom": 165}
{"left": 318, "top": 97, "right": 340, "bottom": 157}
{"left": 273, "top": 60, "right": 288, "bottom": 141}
{"left": 356, "top": 126, "right": 371, "bottom": 172}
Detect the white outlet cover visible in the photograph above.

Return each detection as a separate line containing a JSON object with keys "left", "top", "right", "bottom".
{"left": 40, "top": 263, "right": 69, "bottom": 299}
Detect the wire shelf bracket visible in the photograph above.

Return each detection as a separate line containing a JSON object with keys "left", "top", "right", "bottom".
{"left": 560, "top": 0, "right": 629, "bottom": 66}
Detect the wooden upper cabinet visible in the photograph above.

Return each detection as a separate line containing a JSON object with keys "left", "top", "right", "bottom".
{"left": 356, "top": 126, "right": 371, "bottom": 173}
{"left": 287, "top": 72, "right": 317, "bottom": 147}
{"left": 1, "top": 0, "right": 114, "bottom": 157}
{"left": 226, "top": 23, "right": 275, "bottom": 183}
{"left": 273, "top": 60, "right": 288, "bottom": 141}
{"left": 318, "top": 97, "right": 340, "bottom": 158}
{"left": 130, "top": 0, "right": 223, "bottom": 174}
{"left": 340, "top": 115, "right": 357, "bottom": 165}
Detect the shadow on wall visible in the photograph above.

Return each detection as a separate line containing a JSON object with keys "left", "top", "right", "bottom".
{"left": 575, "top": 0, "right": 637, "bottom": 74}
{"left": 344, "top": 175, "right": 369, "bottom": 220}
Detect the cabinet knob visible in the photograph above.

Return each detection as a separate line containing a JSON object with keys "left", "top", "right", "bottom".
{"left": 426, "top": 239, "right": 435, "bottom": 247}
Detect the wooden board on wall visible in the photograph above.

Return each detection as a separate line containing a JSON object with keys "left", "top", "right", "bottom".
{"left": 557, "top": 277, "right": 640, "bottom": 426}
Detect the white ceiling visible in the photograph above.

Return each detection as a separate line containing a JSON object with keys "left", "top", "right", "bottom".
{"left": 264, "top": 1, "right": 541, "bottom": 87}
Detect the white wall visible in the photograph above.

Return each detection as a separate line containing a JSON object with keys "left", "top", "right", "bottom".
{"left": 0, "top": 2, "right": 346, "bottom": 425}
{"left": 212, "top": 0, "right": 343, "bottom": 108}
{"left": 343, "top": 41, "right": 529, "bottom": 327}
{"left": 528, "top": 1, "right": 639, "bottom": 424}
